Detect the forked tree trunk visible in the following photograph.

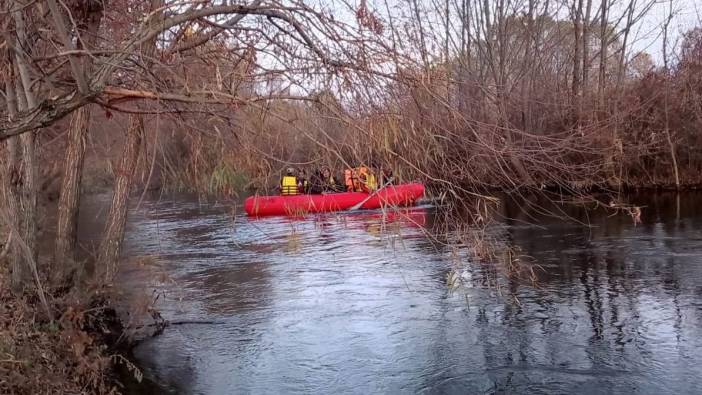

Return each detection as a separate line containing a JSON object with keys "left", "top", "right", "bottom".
{"left": 97, "top": 115, "right": 143, "bottom": 283}
{"left": 53, "top": 0, "right": 104, "bottom": 286}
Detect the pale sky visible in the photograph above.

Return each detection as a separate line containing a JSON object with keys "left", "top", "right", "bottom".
{"left": 254, "top": 0, "right": 702, "bottom": 95}
{"left": 627, "top": 0, "right": 702, "bottom": 64}
{"left": 360, "top": 0, "right": 702, "bottom": 66}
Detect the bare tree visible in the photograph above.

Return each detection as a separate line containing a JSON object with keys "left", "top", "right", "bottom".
{"left": 662, "top": 0, "right": 679, "bottom": 189}
{"left": 598, "top": 0, "right": 608, "bottom": 106}
{"left": 573, "top": 0, "right": 584, "bottom": 98}
{"left": 582, "top": 0, "right": 593, "bottom": 89}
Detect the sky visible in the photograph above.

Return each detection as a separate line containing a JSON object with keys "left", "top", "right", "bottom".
{"left": 249, "top": 0, "right": 702, "bottom": 95}
{"left": 628, "top": 0, "right": 702, "bottom": 63}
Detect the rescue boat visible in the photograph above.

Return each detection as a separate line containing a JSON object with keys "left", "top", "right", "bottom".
{"left": 244, "top": 183, "right": 425, "bottom": 217}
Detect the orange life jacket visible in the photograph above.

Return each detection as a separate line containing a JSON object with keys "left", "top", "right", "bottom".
{"left": 344, "top": 169, "right": 362, "bottom": 192}
{"left": 345, "top": 168, "right": 370, "bottom": 192}
{"left": 344, "top": 169, "right": 354, "bottom": 192}
{"left": 358, "top": 166, "right": 368, "bottom": 179}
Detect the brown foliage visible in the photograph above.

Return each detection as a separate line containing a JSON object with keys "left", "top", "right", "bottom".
{"left": 0, "top": 267, "right": 121, "bottom": 394}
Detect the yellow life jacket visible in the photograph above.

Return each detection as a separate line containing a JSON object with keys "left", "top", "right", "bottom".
{"left": 357, "top": 167, "right": 368, "bottom": 192}
{"left": 358, "top": 166, "right": 377, "bottom": 192}
{"left": 281, "top": 175, "right": 299, "bottom": 195}
{"left": 366, "top": 172, "right": 378, "bottom": 191}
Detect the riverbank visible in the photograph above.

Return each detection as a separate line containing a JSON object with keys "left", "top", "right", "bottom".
{"left": 0, "top": 265, "right": 141, "bottom": 394}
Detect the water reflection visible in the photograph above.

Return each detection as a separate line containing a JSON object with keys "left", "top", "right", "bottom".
{"left": 118, "top": 194, "right": 702, "bottom": 394}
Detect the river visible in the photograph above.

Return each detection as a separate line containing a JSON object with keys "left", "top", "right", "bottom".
{"left": 115, "top": 192, "right": 702, "bottom": 394}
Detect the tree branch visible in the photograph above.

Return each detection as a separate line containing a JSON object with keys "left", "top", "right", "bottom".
{"left": 165, "top": 0, "right": 264, "bottom": 56}
{"left": 45, "top": 0, "right": 89, "bottom": 94}
{"left": 101, "top": 86, "right": 313, "bottom": 105}
{"left": 0, "top": 90, "right": 90, "bottom": 141}
{"left": 0, "top": 233, "right": 11, "bottom": 260}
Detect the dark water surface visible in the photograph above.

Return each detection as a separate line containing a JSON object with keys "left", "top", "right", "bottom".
{"left": 118, "top": 193, "right": 702, "bottom": 394}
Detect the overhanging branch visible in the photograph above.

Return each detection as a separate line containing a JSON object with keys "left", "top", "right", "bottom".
{"left": 101, "top": 86, "right": 313, "bottom": 105}
{"left": 0, "top": 91, "right": 92, "bottom": 141}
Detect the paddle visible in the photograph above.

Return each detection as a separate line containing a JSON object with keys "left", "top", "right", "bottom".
{"left": 349, "top": 179, "right": 394, "bottom": 211}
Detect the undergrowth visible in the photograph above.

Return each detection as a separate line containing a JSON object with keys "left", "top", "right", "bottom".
{"left": 0, "top": 266, "right": 139, "bottom": 394}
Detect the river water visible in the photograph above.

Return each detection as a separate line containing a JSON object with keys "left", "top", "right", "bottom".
{"left": 117, "top": 193, "right": 702, "bottom": 394}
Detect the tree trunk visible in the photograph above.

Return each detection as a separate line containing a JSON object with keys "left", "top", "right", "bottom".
{"left": 10, "top": 6, "right": 40, "bottom": 292}
{"left": 97, "top": 115, "right": 143, "bottom": 283}
{"left": 53, "top": 106, "right": 90, "bottom": 283}
{"left": 598, "top": 0, "right": 607, "bottom": 108}
{"left": 19, "top": 128, "right": 38, "bottom": 281}
{"left": 1, "top": 190, "right": 21, "bottom": 290}
{"left": 5, "top": 70, "right": 51, "bottom": 317}
{"left": 53, "top": 0, "right": 104, "bottom": 286}
{"left": 14, "top": 77, "right": 38, "bottom": 292}
{"left": 572, "top": 0, "right": 584, "bottom": 99}
{"left": 662, "top": 0, "right": 679, "bottom": 189}
{"left": 664, "top": 90, "right": 680, "bottom": 189}
{"left": 522, "top": 0, "right": 536, "bottom": 131}
{"left": 457, "top": 0, "right": 471, "bottom": 116}
{"left": 582, "top": 0, "right": 593, "bottom": 89}
{"left": 2, "top": 64, "right": 27, "bottom": 293}
{"left": 617, "top": 1, "right": 635, "bottom": 89}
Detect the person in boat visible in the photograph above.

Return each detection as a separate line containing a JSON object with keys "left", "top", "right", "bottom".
{"left": 280, "top": 167, "right": 300, "bottom": 195}
{"left": 380, "top": 166, "right": 394, "bottom": 185}
{"left": 317, "top": 167, "right": 342, "bottom": 193}
{"left": 344, "top": 168, "right": 360, "bottom": 192}
{"left": 308, "top": 169, "right": 324, "bottom": 194}
{"left": 298, "top": 168, "right": 310, "bottom": 194}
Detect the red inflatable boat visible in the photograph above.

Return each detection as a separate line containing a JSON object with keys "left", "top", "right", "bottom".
{"left": 244, "top": 183, "right": 425, "bottom": 217}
